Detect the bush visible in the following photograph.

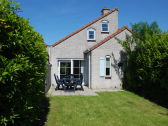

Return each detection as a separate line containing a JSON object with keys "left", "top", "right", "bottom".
{"left": 118, "top": 22, "right": 168, "bottom": 108}
{"left": 0, "top": 0, "right": 47, "bottom": 125}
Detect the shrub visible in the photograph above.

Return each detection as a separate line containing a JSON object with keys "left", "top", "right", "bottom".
{"left": 0, "top": 0, "right": 47, "bottom": 125}
{"left": 118, "top": 22, "right": 168, "bottom": 108}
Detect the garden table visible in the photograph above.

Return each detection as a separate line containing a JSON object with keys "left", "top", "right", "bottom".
{"left": 62, "top": 75, "right": 78, "bottom": 91}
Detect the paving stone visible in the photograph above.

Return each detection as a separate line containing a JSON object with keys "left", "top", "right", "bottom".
{"left": 47, "top": 85, "right": 123, "bottom": 96}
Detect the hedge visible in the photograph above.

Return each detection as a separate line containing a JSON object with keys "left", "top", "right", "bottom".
{"left": 0, "top": 0, "right": 48, "bottom": 125}
{"left": 118, "top": 22, "right": 168, "bottom": 108}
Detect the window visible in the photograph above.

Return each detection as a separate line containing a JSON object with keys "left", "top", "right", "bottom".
{"left": 87, "top": 29, "right": 95, "bottom": 40}
{"left": 101, "top": 20, "right": 109, "bottom": 32}
{"left": 105, "top": 56, "right": 111, "bottom": 76}
{"left": 73, "top": 60, "right": 81, "bottom": 79}
{"left": 60, "top": 60, "right": 71, "bottom": 79}
{"left": 102, "top": 24, "right": 108, "bottom": 31}
{"left": 59, "top": 60, "right": 82, "bottom": 79}
{"left": 99, "top": 56, "right": 111, "bottom": 77}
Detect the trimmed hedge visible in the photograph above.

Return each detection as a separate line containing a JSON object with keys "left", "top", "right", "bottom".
{"left": 119, "top": 22, "right": 168, "bottom": 108}
{"left": 0, "top": 0, "right": 47, "bottom": 125}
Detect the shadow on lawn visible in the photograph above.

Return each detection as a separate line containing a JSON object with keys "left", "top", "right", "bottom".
{"left": 142, "top": 91, "right": 168, "bottom": 109}
{"left": 125, "top": 88, "right": 168, "bottom": 109}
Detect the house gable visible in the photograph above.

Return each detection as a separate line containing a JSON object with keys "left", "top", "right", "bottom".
{"left": 50, "top": 8, "right": 119, "bottom": 60}
{"left": 52, "top": 8, "right": 119, "bottom": 47}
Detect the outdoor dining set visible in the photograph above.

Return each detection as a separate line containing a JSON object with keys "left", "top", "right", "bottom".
{"left": 54, "top": 73, "right": 84, "bottom": 91}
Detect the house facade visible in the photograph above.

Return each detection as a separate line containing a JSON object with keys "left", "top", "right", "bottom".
{"left": 47, "top": 8, "right": 132, "bottom": 89}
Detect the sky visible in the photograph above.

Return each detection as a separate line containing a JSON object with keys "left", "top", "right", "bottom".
{"left": 16, "top": 0, "right": 168, "bottom": 45}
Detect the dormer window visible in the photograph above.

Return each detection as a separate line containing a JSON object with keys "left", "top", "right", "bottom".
{"left": 87, "top": 28, "right": 96, "bottom": 40}
{"left": 101, "top": 20, "right": 109, "bottom": 32}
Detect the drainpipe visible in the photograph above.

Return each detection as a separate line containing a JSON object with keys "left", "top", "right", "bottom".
{"left": 88, "top": 52, "right": 91, "bottom": 88}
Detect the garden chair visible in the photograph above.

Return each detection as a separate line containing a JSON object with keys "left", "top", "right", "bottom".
{"left": 54, "top": 74, "right": 64, "bottom": 90}
{"left": 74, "top": 73, "right": 83, "bottom": 90}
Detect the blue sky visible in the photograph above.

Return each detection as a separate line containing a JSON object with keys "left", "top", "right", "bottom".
{"left": 16, "top": 0, "right": 168, "bottom": 45}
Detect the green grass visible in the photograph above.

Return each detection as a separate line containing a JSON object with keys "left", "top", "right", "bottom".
{"left": 46, "top": 91, "right": 168, "bottom": 126}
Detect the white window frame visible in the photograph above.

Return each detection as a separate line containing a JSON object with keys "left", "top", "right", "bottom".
{"left": 105, "top": 55, "right": 111, "bottom": 76}
{"left": 73, "top": 60, "right": 82, "bottom": 79}
{"left": 101, "top": 20, "right": 109, "bottom": 32}
{"left": 59, "top": 60, "right": 71, "bottom": 79}
{"left": 58, "top": 59, "right": 84, "bottom": 80}
{"left": 87, "top": 28, "right": 96, "bottom": 40}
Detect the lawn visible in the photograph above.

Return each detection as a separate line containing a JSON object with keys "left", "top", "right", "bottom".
{"left": 46, "top": 91, "right": 168, "bottom": 126}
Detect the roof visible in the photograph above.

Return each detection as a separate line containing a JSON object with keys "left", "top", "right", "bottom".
{"left": 84, "top": 26, "right": 132, "bottom": 53}
{"left": 52, "top": 8, "right": 119, "bottom": 47}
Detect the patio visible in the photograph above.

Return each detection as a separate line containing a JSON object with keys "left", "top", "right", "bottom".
{"left": 47, "top": 85, "right": 122, "bottom": 96}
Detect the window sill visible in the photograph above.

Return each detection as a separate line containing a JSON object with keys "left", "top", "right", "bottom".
{"left": 105, "top": 76, "right": 111, "bottom": 79}
{"left": 101, "top": 31, "right": 109, "bottom": 34}
{"left": 87, "top": 40, "right": 96, "bottom": 42}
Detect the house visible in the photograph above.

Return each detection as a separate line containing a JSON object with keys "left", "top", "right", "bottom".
{"left": 47, "top": 8, "right": 132, "bottom": 89}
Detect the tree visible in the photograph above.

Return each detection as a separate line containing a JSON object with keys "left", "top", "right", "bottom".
{"left": 0, "top": 0, "right": 47, "bottom": 125}
{"left": 118, "top": 22, "right": 168, "bottom": 108}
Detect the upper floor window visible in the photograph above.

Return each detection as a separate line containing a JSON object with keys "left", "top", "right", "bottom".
{"left": 101, "top": 20, "right": 109, "bottom": 32}
{"left": 87, "top": 28, "right": 96, "bottom": 40}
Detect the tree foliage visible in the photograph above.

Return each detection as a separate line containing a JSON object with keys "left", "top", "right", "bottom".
{"left": 0, "top": 0, "right": 47, "bottom": 125}
{"left": 118, "top": 22, "right": 168, "bottom": 107}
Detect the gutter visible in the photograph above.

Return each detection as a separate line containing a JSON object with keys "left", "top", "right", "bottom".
{"left": 88, "top": 52, "right": 91, "bottom": 88}
{"left": 84, "top": 48, "right": 90, "bottom": 54}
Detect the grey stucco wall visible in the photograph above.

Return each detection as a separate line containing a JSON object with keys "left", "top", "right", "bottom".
{"left": 50, "top": 11, "right": 118, "bottom": 85}
{"left": 84, "top": 54, "right": 89, "bottom": 85}
{"left": 90, "top": 29, "right": 132, "bottom": 89}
